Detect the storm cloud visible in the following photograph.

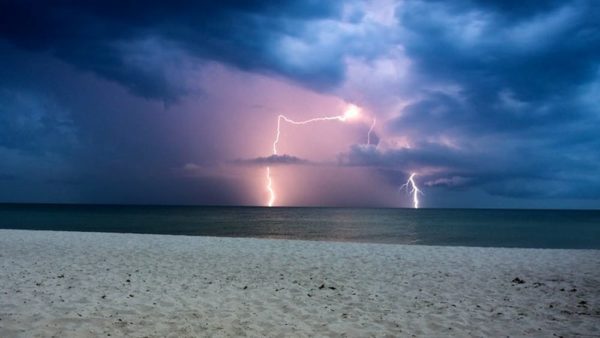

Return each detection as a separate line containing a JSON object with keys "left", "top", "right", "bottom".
{"left": 0, "top": 1, "right": 348, "bottom": 101}
{"left": 234, "top": 154, "right": 312, "bottom": 166}
{"left": 0, "top": 0, "right": 598, "bottom": 207}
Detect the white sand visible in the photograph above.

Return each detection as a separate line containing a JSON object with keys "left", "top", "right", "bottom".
{"left": 0, "top": 230, "right": 599, "bottom": 337}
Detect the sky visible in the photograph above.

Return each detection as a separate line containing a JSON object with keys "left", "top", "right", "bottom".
{"left": 0, "top": 0, "right": 599, "bottom": 208}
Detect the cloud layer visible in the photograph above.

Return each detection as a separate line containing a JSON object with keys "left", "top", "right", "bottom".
{"left": 0, "top": 0, "right": 598, "bottom": 207}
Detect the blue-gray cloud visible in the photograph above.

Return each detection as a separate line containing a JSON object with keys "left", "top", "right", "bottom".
{"left": 346, "top": 0, "right": 600, "bottom": 201}
{"left": 0, "top": 0, "right": 599, "bottom": 206}
{"left": 0, "top": 1, "right": 346, "bottom": 101}
{"left": 0, "top": 89, "right": 78, "bottom": 154}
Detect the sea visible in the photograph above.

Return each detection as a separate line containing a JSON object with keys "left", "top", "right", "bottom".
{"left": 1, "top": 204, "right": 599, "bottom": 249}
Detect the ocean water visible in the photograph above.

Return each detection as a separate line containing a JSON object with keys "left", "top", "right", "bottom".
{"left": 1, "top": 204, "right": 599, "bottom": 249}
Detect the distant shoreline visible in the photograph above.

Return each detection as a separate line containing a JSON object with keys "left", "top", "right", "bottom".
{"left": 2, "top": 227, "right": 600, "bottom": 251}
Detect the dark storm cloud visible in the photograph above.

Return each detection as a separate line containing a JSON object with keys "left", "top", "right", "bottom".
{"left": 341, "top": 129, "right": 600, "bottom": 199}
{"left": 390, "top": 0, "right": 600, "bottom": 154}
{"left": 0, "top": 88, "right": 78, "bottom": 154}
{"left": 424, "top": 0, "right": 571, "bottom": 19}
{"left": 234, "top": 154, "right": 311, "bottom": 166}
{"left": 397, "top": 0, "right": 600, "bottom": 102}
{"left": 343, "top": 0, "right": 600, "bottom": 201}
{"left": 0, "top": 174, "right": 18, "bottom": 181}
{"left": 0, "top": 0, "right": 599, "bottom": 206}
{"left": 0, "top": 0, "right": 344, "bottom": 101}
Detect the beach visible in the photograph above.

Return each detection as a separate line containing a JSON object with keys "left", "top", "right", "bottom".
{"left": 1, "top": 229, "right": 599, "bottom": 337}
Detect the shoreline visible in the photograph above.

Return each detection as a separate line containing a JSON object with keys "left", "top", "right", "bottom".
{"left": 1, "top": 229, "right": 599, "bottom": 337}
{"left": 2, "top": 228, "right": 600, "bottom": 250}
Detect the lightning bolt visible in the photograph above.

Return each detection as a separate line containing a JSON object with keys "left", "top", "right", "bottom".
{"left": 367, "top": 118, "right": 376, "bottom": 145}
{"left": 266, "top": 105, "right": 361, "bottom": 207}
{"left": 400, "top": 173, "right": 422, "bottom": 209}
{"left": 272, "top": 114, "right": 353, "bottom": 155}
{"left": 266, "top": 167, "right": 275, "bottom": 207}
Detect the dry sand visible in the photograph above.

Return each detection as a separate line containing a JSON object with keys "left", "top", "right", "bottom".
{"left": 0, "top": 229, "right": 599, "bottom": 337}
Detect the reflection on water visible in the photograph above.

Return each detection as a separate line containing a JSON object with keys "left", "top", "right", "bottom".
{"left": 1, "top": 204, "right": 599, "bottom": 249}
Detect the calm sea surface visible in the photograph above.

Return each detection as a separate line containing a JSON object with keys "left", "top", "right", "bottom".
{"left": 1, "top": 204, "right": 599, "bottom": 249}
